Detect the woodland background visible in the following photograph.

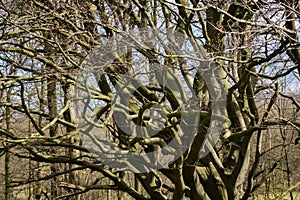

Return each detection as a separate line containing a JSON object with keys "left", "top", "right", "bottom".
{"left": 0, "top": 0, "right": 300, "bottom": 199}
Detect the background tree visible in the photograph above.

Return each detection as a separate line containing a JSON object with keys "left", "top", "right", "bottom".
{"left": 0, "top": 0, "right": 299, "bottom": 199}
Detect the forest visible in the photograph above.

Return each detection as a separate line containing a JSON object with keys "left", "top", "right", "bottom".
{"left": 0, "top": 0, "right": 299, "bottom": 199}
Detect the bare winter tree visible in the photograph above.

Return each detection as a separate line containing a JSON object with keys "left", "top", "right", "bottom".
{"left": 0, "top": 0, "right": 299, "bottom": 199}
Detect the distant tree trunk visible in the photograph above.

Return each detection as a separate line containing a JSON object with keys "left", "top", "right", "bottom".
{"left": 32, "top": 74, "right": 45, "bottom": 200}
{"left": 47, "top": 75, "right": 59, "bottom": 198}
{"left": 5, "top": 66, "right": 16, "bottom": 200}
{"left": 5, "top": 78, "right": 11, "bottom": 200}
{"left": 45, "top": 48, "right": 59, "bottom": 197}
{"left": 63, "top": 78, "right": 80, "bottom": 200}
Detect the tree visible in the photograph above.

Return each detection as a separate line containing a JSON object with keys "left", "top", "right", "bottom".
{"left": 0, "top": 0, "right": 299, "bottom": 199}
